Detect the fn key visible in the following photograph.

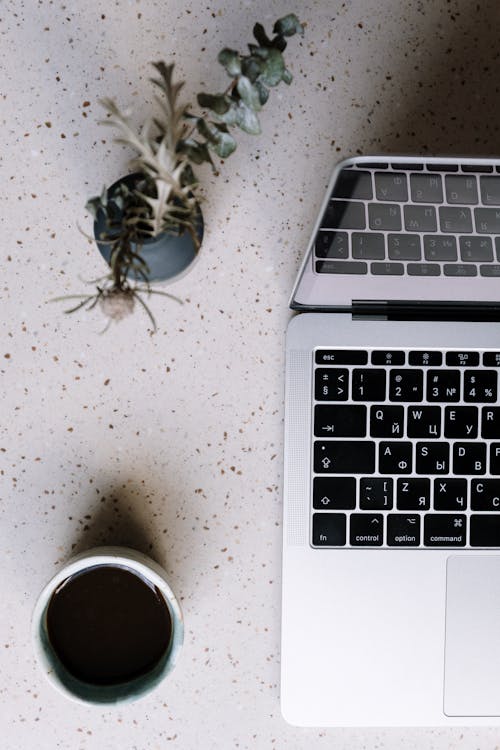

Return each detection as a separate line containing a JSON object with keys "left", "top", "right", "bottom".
{"left": 312, "top": 513, "right": 346, "bottom": 546}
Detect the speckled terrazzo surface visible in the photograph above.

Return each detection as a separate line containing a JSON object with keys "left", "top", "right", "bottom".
{"left": 3, "top": 0, "right": 500, "bottom": 747}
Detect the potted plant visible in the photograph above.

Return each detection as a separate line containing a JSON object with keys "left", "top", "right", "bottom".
{"left": 55, "top": 13, "right": 303, "bottom": 331}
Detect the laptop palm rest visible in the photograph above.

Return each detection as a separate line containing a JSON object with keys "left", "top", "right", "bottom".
{"left": 445, "top": 555, "right": 500, "bottom": 716}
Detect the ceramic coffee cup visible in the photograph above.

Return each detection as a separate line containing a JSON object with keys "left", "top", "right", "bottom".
{"left": 32, "top": 546, "right": 183, "bottom": 705}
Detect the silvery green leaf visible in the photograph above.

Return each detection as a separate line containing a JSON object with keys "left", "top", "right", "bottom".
{"left": 182, "top": 139, "right": 213, "bottom": 165}
{"left": 253, "top": 23, "right": 273, "bottom": 48}
{"left": 273, "top": 14, "right": 304, "bottom": 37}
{"left": 196, "top": 117, "right": 218, "bottom": 143}
{"left": 255, "top": 80, "right": 269, "bottom": 105}
{"left": 236, "top": 75, "right": 262, "bottom": 111}
{"left": 218, "top": 48, "right": 241, "bottom": 76}
{"left": 282, "top": 68, "right": 293, "bottom": 85}
{"left": 241, "top": 56, "right": 264, "bottom": 83}
{"left": 217, "top": 101, "right": 240, "bottom": 127}
{"left": 197, "top": 92, "right": 231, "bottom": 115}
{"left": 235, "top": 101, "right": 261, "bottom": 135}
{"left": 259, "top": 48, "right": 285, "bottom": 87}
{"left": 211, "top": 130, "right": 237, "bottom": 158}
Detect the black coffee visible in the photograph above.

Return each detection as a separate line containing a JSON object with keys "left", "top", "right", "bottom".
{"left": 46, "top": 565, "right": 172, "bottom": 685}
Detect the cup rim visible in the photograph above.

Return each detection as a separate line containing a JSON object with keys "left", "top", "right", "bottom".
{"left": 32, "top": 546, "right": 183, "bottom": 705}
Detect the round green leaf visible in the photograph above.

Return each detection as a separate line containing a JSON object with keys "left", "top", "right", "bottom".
{"left": 236, "top": 75, "right": 262, "bottom": 111}
{"left": 272, "top": 14, "right": 304, "bottom": 37}
{"left": 259, "top": 48, "right": 285, "bottom": 87}
{"left": 218, "top": 48, "right": 241, "bottom": 76}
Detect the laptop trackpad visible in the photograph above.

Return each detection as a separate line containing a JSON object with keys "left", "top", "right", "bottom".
{"left": 445, "top": 555, "right": 500, "bottom": 716}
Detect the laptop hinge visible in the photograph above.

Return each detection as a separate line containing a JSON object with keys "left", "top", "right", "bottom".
{"left": 352, "top": 300, "right": 500, "bottom": 322}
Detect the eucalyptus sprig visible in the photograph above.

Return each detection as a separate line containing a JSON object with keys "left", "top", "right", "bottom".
{"left": 180, "top": 13, "right": 304, "bottom": 165}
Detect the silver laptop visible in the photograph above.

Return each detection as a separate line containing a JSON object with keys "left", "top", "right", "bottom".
{"left": 281, "top": 155, "right": 500, "bottom": 726}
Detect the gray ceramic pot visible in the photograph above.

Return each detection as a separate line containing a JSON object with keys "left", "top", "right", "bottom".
{"left": 94, "top": 174, "right": 204, "bottom": 284}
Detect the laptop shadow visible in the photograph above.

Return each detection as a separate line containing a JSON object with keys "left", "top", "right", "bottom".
{"left": 356, "top": 1, "right": 500, "bottom": 156}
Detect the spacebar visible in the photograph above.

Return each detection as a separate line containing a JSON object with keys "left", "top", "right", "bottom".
{"left": 314, "top": 441, "right": 376, "bottom": 474}
{"left": 470, "top": 514, "right": 500, "bottom": 547}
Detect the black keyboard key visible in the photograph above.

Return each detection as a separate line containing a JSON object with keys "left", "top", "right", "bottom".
{"left": 416, "top": 442, "right": 450, "bottom": 474}
{"left": 482, "top": 407, "right": 500, "bottom": 438}
{"left": 470, "top": 515, "right": 500, "bottom": 547}
{"left": 464, "top": 370, "right": 497, "bottom": 402}
{"left": 475, "top": 208, "right": 500, "bottom": 233}
{"left": 313, "top": 477, "right": 356, "bottom": 510}
{"left": 316, "top": 260, "right": 367, "bottom": 274}
{"left": 349, "top": 513, "right": 383, "bottom": 546}
{"left": 389, "top": 369, "right": 423, "bottom": 402}
{"left": 312, "top": 513, "right": 347, "bottom": 546}
{"left": 427, "top": 369, "right": 460, "bottom": 402}
{"left": 424, "top": 514, "right": 466, "bottom": 547}
{"left": 434, "top": 478, "right": 468, "bottom": 511}
{"left": 315, "top": 231, "right": 349, "bottom": 259}
{"left": 371, "top": 262, "right": 404, "bottom": 275}
{"left": 407, "top": 263, "right": 441, "bottom": 276}
{"left": 363, "top": 161, "right": 388, "bottom": 169}
{"left": 444, "top": 406, "right": 478, "bottom": 439}
{"left": 314, "top": 404, "right": 367, "bottom": 437}
{"left": 372, "top": 350, "right": 405, "bottom": 366}
{"left": 374, "top": 172, "right": 408, "bottom": 202}
{"left": 479, "top": 264, "right": 500, "bottom": 277}
{"left": 352, "top": 232, "right": 385, "bottom": 260}
{"left": 332, "top": 169, "right": 373, "bottom": 200}
{"left": 427, "top": 164, "right": 459, "bottom": 172}
{"left": 471, "top": 479, "right": 500, "bottom": 511}
{"left": 453, "top": 442, "right": 487, "bottom": 475}
{"left": 444, "top": 264, "right": 477, "bottom": 277}
{"left": 397, "top": 477, "right": 430, "bottom": 510}
{"left": 445, "top": 351, "right": 480, "bottom": 367}
{"left": 439, "top": 206, "right": 473, "bottom": 233}
{"left": 408, "top": 351, "right": 442, "bottom": 366}
{"left": 394, "top": 163, "right": 423, "bottom": 170}
{"left": 316, "top": 350, "right": 368, "bottom": 366}
{"left": 484, "top": 352, "right": 500, "bottom": 367}
{"left": 463, "top": 164, "right": 493, "bottom": 172}
{"left": 480, "top": 176, "right": 500, "bottom": 205}
{"left": 314, "top": 441, "right": 376, "bottom": 474}
{"left": 410, "top": 173, "right": 443, "bottom": 203}
{"left": 315, "top": 368, "right": 348, "bottom": 401}
{"left": 322, "top": 200, "right": 366, "bottom": 230}
{"left": 352, "top": 369, "right": 386, "bottom": 401}
{"left": 387, "top": 514, "right": 420, "bottom": 547}
{"left": 387, "top": 233, "right": 421, "bottom": 261}
{"left": 445, "top": 175, "right": 478, "bottom": 204}
{"left": 489, "top": 444, "right": 500, "bottom": 474}
{"left": 404, "top": 205, "right": 437, "bottom": 232}
{"left": 424, "top": 235, "right": 457, "bottom": 261}
{"left": 368, "top": 203, "right": 402, "bottom": 231}
{"left": 370, "top": 405, "right": 404, "bottom": 438}
{"left": 407, "top": 406, "right": 441, "bottom": 438}
{"left": 360, "top": 478, "right": 393, "bottom": 510}
{"left": 379, "top": 441, "right": 412, "bottom": 474}
{"left": 459, "top": 236, "right": 493, "bottom": 262}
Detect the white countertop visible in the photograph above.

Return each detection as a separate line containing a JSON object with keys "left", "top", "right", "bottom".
{"left": 3, "top": 0, "right": 500, "bottom": 747}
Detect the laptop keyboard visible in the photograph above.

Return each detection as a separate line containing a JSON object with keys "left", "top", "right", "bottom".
{"left": 315, "top": 161, "right": 500, "bottom": 277}
{"left": 312, "top": 347, "right": 500, "bottom": 548}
